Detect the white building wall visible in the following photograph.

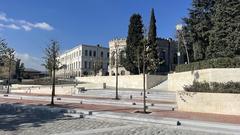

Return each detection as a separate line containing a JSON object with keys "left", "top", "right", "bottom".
{"left": 57, "top": 44, "right": 109, "bottom": 78}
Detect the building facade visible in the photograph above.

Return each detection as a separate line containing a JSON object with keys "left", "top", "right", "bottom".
{"left": 109, "top": 38, "right": 179, "bottom": 75}
{"left": 109, "top": 39, "right": 130, "bottom": 76}
{"left": 57, "top": 44, "right": 109, "bottom": 78}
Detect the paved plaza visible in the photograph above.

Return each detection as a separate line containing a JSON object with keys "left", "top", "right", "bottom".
{"left": 1, "top": 87, "right": 240, "bottom": 135}
{"left": 0, "top": 109, "right": 228, "bottom": 135}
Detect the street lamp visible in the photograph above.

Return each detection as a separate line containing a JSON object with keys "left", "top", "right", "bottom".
{"left": 114, "top": 40, "right": 120, "bottom": 100}
{"left": 176, "top": 24, "right": 190, "bottom": 64}
{"left": 168, "top": 38, "right": 172, "bottom": 72}
{"left": 142, "top": 27, "right": 148, "bottom": 113}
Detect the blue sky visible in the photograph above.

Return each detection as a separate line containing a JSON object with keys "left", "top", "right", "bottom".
{"left": 0, "top": 0, "right": 191, "bottom": 71}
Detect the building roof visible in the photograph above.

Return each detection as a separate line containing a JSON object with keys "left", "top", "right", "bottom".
{"left": 61, "top": 44, "right": 109, "bottom": 55}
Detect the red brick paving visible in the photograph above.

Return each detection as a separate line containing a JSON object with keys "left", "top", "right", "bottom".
{"left": 0, "top": 97, "right": 240, "bottom": 124}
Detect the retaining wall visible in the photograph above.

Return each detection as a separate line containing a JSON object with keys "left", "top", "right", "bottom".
{"left": 168, "top": 68, "right": 240, "bottom": 91}
{"left": 177, "top": 91, "right": 240, "bottom": 115}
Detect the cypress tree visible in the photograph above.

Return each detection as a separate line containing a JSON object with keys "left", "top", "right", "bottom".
{"left": 147, "top": 8, "right": 161, "bottom": 74}
{"left": 148, "top": 8, "right": 157, "bottom": 43}
{"left": 123, "top": 14, "right": 144, "bottom": 74}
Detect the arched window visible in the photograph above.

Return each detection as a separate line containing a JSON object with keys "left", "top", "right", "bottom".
{"left": 121, "top": 70, "right": 125, "bottom": 75}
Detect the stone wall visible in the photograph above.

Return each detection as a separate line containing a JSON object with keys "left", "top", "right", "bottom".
{"left": 76, "top": 75, "right": 167, "bottom": 89}
{"left": 11, "top": 85, "right": 76, "bottom": 95}
{"left": 177, "top": 91, "right": 240, "bottom": 115}
{"left": 168, "top": 68, "right": 240, "bottom": 91}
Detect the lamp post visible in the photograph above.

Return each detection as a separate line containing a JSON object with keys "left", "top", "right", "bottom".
{"left": 176, "top": 24, "right": 190, "bottom": 64}
{"left": 142, "top": 27, "right": 148, "bottom": 113}
{"left": 114, "top": 41, "right": 119, "bottom": 100}
{"left": 168, "top": 38, "right": 172, "bottom": 72}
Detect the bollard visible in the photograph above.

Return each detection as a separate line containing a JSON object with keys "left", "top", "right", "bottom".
{"left": 140, "top": 92, "right": 142, "bottom": 96}
{"left": 177, "top": 121, "right": 181, "bottom": 126}
{"left": 130, "top": 95, "right": 132, "bottom": 100}
{"left": 79, "top": 114, "right": 84, "bottom": 118}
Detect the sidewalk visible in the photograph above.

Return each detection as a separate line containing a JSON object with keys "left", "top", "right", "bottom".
{"left": 0, "top": 96, "right": 240, "bottom": 125}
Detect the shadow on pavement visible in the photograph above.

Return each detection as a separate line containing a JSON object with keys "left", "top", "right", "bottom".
{"left": 0, "top": 104, "right": 66, "bottom": 131}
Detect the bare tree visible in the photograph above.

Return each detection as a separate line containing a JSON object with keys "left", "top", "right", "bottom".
{"left": 6, "top": 48, "right": 15, "bottom": 94}
{"left": 112, "top": 41, "right": 121, "bottom": 100}
{"left": 43, "top": 40, "right": 60, "bottom": 105}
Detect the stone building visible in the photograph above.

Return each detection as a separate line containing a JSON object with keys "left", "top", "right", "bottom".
{"left": 109, "top": 38, "right": 179, "bottom": 75}
{"left": 109, "top": 39, "right": 130, "bottom": 76}
{"left": 57, "top": 44, "right": 109, "bottom": 78}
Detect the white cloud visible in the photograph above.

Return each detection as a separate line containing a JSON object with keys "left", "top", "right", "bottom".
{"left": 0, "top": 12, "right": 54, "bottom": 31}
{"left": 0, "top": 23, "right": 21, "bottom": 30}
{"left": 15, "top": 52, "right": 45, "bottom": 71}
{"left": 0, "top": 13, "right": 7, "bottom": 21}
{"left": 34, "top": 22, "right": 53, "bottom": 31}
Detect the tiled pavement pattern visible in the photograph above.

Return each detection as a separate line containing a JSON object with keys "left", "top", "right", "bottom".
{"left": 0, "top": 116, "right": 227, "bottom": 135}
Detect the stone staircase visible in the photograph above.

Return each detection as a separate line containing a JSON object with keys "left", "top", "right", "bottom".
{"left": 150, "top": 79, "right": 169, "bottom": 91}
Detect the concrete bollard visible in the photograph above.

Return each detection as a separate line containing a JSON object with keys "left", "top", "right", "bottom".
{"left": 79, "top": 114, "right": 84, "bottom": 118}
{"left": 177, "top": 121, "right": 181, "bottom": 126}
{"left": 88, "top": 111, "right": 93, "bottom": 115}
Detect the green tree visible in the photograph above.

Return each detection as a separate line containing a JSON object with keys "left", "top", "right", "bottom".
{"left": 0, "top": 38, "right": 8, "bottom": 66}
{"left": 123, "top": 14, "right": 144, "bottom": 74}
{"left": 15, "top": 59, "right": 25, "bottom": 80}
{"left": 148, "top": 8, "right": 157, "bottom": 44}
{"left": 207, "top": 0, "right": 240, "bottom": 58}
{"left": 42, "top": 40, "right": 60, "bottom": 105}
{"left": 147, "top": 8, "right": 162, "bottom": 74}
{"left": 5, "top": 47, "right": 15, "bottom": 93}
{"left": 183, "top": 0, "right": 215, "bottom": 61}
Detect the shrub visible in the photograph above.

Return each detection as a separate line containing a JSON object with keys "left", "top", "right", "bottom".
{"left": 175, "top": 57, "right": 240, "bottom": 72}
{"left": 184, "top": 81, "right": 240, "bottom": 93}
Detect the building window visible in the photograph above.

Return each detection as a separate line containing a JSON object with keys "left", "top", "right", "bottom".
{"left": 89, "top": 50, "right": 92, "bottom": 56}
{"left": 79, "top": 50, "right": 81, "bottom": 56}
{"left": 121, "top": 70, "right": 125, "bottom": 75}
{"left": 161, "top": 50, "right": 166, "bottom": 60}
{"left": 93, "top": 51, "right": 96, "bottom": 57}
{"left": 84, "top": 61, "right": 87, "bottom": 69}
{"left": 89, "top": 62, "right": 91, "bottom": 69}
{"left": 107, "top": 52, "right": 109, "bottom": 58}
{"left": 101, "top": 51, "right": 103, "bottom": 57}
{"left": 85, "top": 50, "right": 88, "bottom": 56}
